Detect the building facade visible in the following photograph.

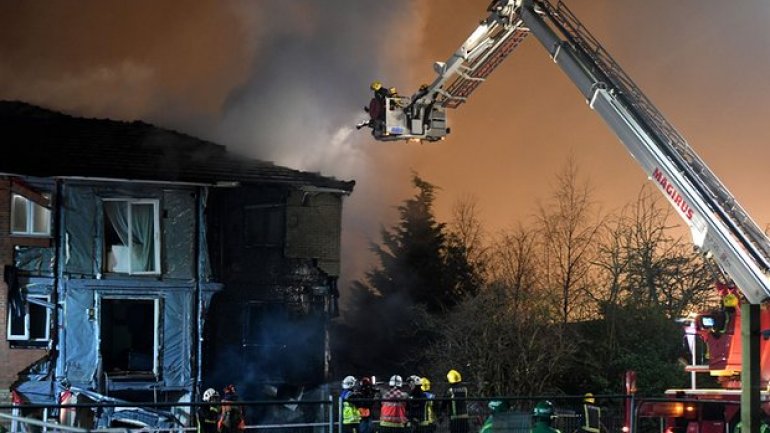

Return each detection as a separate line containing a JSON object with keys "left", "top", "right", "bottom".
{"left": 0, "top": 101, "right": 354, "bottom": 427}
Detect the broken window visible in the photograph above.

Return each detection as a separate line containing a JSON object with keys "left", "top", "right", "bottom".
{"left": 100, "top": 298, "right": 160, "bottom": 376}
{"left": 11, "top": 193, "right": 51, "bottom": 236}
{"left": 243, "top": 204, "right": 284, "bottom": 247}
{"left": 7, "top": 294, "right": 51, "bottom": 346}
{"left": 103, "top": 199, "right": 160, "bottom": 274}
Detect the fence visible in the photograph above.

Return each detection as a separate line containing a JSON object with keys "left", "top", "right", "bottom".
{"left": 0, "top": 394, "right": 636, "bottom": 433}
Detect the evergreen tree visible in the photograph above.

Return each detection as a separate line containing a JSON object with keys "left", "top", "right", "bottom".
{"left": 364, "top": 174, "right": 474, "bottom": 312}
{"left": 340, "top": 174, "right": 481, "bottom": 372}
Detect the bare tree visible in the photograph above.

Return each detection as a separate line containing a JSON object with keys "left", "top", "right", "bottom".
{"left": 610, "top": 186, "right": 715, "bottom": 317}
{"left": 536, "top": 157, "right": 602, "bottom": 324}
{"left": 448, "top": 194, "right": 489, "bottom": 282}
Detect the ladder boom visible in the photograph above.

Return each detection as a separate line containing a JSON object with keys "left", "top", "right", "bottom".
{"left": 359, "top": 0, "right": 770, "bottom": 304}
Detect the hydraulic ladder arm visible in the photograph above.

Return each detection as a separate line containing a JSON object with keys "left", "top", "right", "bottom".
{"left": 360, "top": 0, "right": 770, "bottom": 304}
{"left": 518, "top": 0, "right": 770, "bottom": 303}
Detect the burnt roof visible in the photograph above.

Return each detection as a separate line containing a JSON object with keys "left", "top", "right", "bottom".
{"left": 0, "top": 101, "right": 354, "bottom": 192}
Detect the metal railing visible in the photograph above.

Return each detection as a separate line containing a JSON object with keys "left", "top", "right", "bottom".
{"left": 0, "top": 394, "right": 633, "bottom": 433}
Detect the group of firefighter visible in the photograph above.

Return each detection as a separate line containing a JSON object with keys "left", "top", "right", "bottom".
{"left": 342, "top": 370, "right": 596, "bottom": 433}
{"left": 194, "top": 372, "right": 572, "bottom": 433}
{"left": 340, "top": 369, "right": 471, "bottom": 433}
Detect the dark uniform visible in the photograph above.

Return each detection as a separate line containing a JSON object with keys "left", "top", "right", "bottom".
{"left": 197, "top": 405, "right": 219, "bottom": 433}
{"left": 444, "top": 383, "right": 469, "bottom": 433}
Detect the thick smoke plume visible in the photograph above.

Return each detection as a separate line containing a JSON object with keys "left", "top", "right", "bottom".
{"left": 0, "top": 0, "right": 428, "bottom": 301}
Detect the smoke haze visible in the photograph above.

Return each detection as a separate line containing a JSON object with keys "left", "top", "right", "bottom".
{"left": 3, "top": 0, "right": 770, "bottom": 298}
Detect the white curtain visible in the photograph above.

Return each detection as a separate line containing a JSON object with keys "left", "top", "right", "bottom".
{"left": 130, "top": 203, "right": 155, "bottom": 273}
{"left": 104, "top": 201, "right": 129, "bottom": 245}
{"left": 105, "top": 201, "right": 155, "bottom": 272}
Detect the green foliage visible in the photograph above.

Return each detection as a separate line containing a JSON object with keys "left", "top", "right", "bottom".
{"left": 562, "top": 303, "right": 688, "bottom": 395}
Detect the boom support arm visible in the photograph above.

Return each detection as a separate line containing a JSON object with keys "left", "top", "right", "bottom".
{"left": 361, "top": 0, "right": 770, "bottom": 303}
{"left": 519, "top": 0, "right": 770, "bottom": 303}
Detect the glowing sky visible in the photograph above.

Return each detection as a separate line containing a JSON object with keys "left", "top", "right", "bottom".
{"left": 2, "top": 0, "right": 770, "bottom": 286}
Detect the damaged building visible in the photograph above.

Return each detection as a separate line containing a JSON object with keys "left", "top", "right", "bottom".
{"left": 0, "top": 101, "right": 354, "bottom": 427}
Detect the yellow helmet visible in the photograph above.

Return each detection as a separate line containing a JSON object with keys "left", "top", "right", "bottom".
{"left": 447, "top": 369, "right": 462, "bottom": 384}
{"left": 723, "top": 293, "right": 739, "bottom": 308}
{"left": 584, "top": 393, "right": 595, "bottom": 404}
{"left": 421, "top": 377, "right": 431, "bottom": 391}
{"left": 389, "top": 87, "right": 397, "bottom": 95}
{"left": 370, "top": 80, "right": 382, "bottom": 91}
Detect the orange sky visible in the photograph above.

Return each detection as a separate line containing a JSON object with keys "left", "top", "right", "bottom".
{"left": 2, "top": 0, "right": 770, "bottom": 286}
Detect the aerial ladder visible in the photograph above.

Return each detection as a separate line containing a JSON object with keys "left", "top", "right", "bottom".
{"left": 359, "top": 0, "right": 770, "bottom": 430}
{"left": 359, "top": 0, "right": 770, "bottom": 306}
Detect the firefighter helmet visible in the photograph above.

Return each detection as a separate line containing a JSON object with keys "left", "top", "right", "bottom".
{"left": 389, "top": 375, "right": 403, "bottom": 387}
{"left": 223, "top": 384, "right": 238, "bottom": 401}
{"left": 371, "top": 81, "right": 382, "bottom": 91}
{"left": 203, "top": 388, "right": 219, "bottom": 402}
{"left": 584, "top": 393, "right": 595, "bottom": 404}
{"left": 408, "top": 375, "right": 422, "bottom": 387}
{"left": 533, "top": 400, "right": 555, "bottom": 421}
{"left": 421, "top": 377, "right": 431, "bottom": 391}
{"left": 342, "top": 376, "right": 357, "bottom": 390}
{"left": 447, "top": 369, "right": 462, "bottom": 384}
{"left": 489, "top": 400, "right": 509, "bottom": 413}
{"left": 723, "top": 293, "right": 739, "bottom": 308}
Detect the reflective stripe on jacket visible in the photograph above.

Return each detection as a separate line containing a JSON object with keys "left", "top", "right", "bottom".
{"left": 341, "top": 390, "right": 362, "bottom": 425}
{"left": 380, "top": 388, "right": 408, "bottom": 427}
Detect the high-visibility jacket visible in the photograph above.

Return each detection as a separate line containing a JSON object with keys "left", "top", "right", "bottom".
{"left": 531, "top": 421, "right": 561, "bottom": 433}
{"left": 341, "top": 390, "right": 362, "bottom": 425}
{"left": 380, "top": 388, "right": 408, "bottom": 427}
{"left": 480, "top": 415, "right": 494, "bottom": 433}
{"left": 420, "top": 392, "right": 436, "bottom": 426}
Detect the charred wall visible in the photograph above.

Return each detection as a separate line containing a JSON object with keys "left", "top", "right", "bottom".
{"left": 203, "top": 184, "right": 344, "bottom": 394}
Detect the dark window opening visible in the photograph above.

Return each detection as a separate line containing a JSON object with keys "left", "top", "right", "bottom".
{"left": 7, "top": 294, "right": 51, "bottom": 347}
{"left": 29, "top": 303, "right": 47, "bottom": 340}
{"left": 244, "top": 204, "right": 284, "bottom": 247}
{"left": 9, "top": 310, "right": 25, "bottom": 337}
{"left": 100, "top": 299, "right": 157, "bottom": 376}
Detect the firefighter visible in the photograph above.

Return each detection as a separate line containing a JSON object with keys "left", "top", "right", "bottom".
{"left": 418, "top": 377, "right": 437, "bottom": 433}
{"left": 218, "top": 384, "right": 245, "bottom": 433}
{"left": 198, "top": 388, "right": 220, "bottom": 433}
{"left": 341, "top": 376, "right": 362, "bottom": 433}
{"left": 371, "top": 81, "right": 393, "bottom": 103}
{"left": 380, "top": 375, "right": 409, "bottom": 433}
{"left": 480, "top": 400, "right": 509, "bottom": 433}
{"left": 357, "top": 376, "right": 378, "bottom": 433}
{"left": 581, "top": 393, "right": 600, "bottom": 433}
{"left": 531, "top": 401, "right": 560, "bottom": 433}
{"left": 443, "top": 369, "right": 469, "bottom": 433}
{"left": 405, "top": 375, "right": 424, "bottom": 432}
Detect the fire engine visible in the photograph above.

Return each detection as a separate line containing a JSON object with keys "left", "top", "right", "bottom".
{"left": 358, "top": 1, "right": 770, "bottom": 432}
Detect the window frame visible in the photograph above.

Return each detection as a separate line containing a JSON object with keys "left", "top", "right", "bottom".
{"left": 11, "top": 193, "right": 51, "bottom": 236}
{"left": 103, "top": 198, "right": 161, "bottom": 275}
{"left": 7, "top": 294, "right": 51, "bottom": 343}
{"left": 98, "top": 296, "right": 162, "bottom": 376}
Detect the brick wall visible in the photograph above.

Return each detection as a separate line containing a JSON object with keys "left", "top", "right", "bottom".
{"left": 0, "top": 178, "right": 51, "bottom": 400}
{"left": 285, "top": 191, "right": 343, "bottom": 276}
